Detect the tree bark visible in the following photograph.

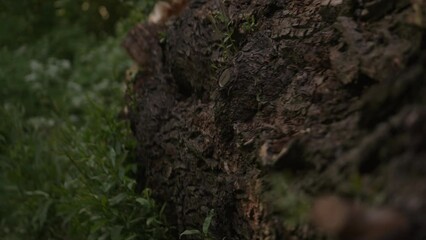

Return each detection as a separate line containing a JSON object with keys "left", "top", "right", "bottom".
{"left": 123, "top": 0, "right": 426, "bottom": 239}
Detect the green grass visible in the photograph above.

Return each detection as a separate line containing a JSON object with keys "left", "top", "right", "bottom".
{"left": 179, "top": 209, "right": 215, "bottom": 240}
{"left": 0, "top": 1, "right": 170, "bottom": 239}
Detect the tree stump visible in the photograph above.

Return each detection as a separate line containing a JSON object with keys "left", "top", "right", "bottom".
{"left": 123, "top": 0, "right": 426, "bottom": 239}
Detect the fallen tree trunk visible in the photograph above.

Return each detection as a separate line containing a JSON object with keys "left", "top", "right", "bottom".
{"left": 122, "top": 0, "right": 426, "bottom": 239}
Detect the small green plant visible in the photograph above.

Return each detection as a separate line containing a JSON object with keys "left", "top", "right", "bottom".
{"left": 179, "top": 209, "right": 215, "bottom": 240}
{"left": 210, "top": 11, "right": 237, "bottom": 64}
{"left": 264, "top": 174, "right": 310, "bottom": 230}
{"left": 240, "top": 15, "right": 257, "bottom": 34}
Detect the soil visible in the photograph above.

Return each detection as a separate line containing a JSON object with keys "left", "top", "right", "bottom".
{"left": 122, "top": 0, "right": 426, "bottom": 239}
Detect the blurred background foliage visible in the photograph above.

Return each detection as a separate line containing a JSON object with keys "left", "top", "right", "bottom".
{"left": 0, "top": 0, "right": 156, "bottom": 49}
{"left": 0, "top": 0, "right": 171, "bottom": 239}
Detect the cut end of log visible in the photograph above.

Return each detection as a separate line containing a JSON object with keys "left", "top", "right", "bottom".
{"left": 311, "top": 195, "right": 410, "bottom": 240}
{"left": 311, "top": 195, "right": 351, "bottom": 235}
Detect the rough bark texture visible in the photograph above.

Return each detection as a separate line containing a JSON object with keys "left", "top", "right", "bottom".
{"left": 123, "top": 0, "right": 426, "bottom": 239}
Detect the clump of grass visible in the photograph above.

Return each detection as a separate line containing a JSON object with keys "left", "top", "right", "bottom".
{"left": 210, "top": 10, "right": 237, "bottom": 64}
{"left": 208, "top": 11, "right": 256, "bottom": 72}
{"left": 264, "top": 174, "right": 311, "bottom": 230}
{"left": 239, "top": 15, "right": 257, "bottom": 34}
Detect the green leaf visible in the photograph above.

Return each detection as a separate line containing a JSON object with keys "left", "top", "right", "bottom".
{"left": 146, "top": 216, "right": 159, "bottom": 226}
{"left": 101, "top": 195, "right": 108, "bottom": 207}
{"left": 179, "top": 229, "right": 201, "bottom": 239}
{"left": 136, "top": 197, "right": 150, "bottom": 207}
{"left": 24, "top": 190, "right": 50, "bottom": 198}
{"left": 90, "top": 219, "right": 108, "bottom": 234}
{"left": 125, "top": 234, "right": 138, "bottom": 240}
{"left": 159, "top": 203, "right": 166, "bottom": 216}
{"left": 143, "top": 188, "right": 152, "bottom": 197}
{"left": 110, "top": 226, "right": 123, "bottom": 240}
{"left": 202, "top": 209, "right": 215, "bottom": 235}
{"left": 34, "top": 199, "right": 53, "bottom": 228}
{"left": 109, "top": 147, "right": 116, "bottom": 167}
{"left": 109, "top": 193, "right": 127, "bottom": 206}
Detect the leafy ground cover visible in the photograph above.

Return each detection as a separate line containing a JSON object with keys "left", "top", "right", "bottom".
{"left": 0, "top": 1, "right": 170, "bottom": 239}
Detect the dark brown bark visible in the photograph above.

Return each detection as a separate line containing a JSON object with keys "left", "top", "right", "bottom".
{"left": 122, "top": 0, "right": 426, "bottom": 239}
